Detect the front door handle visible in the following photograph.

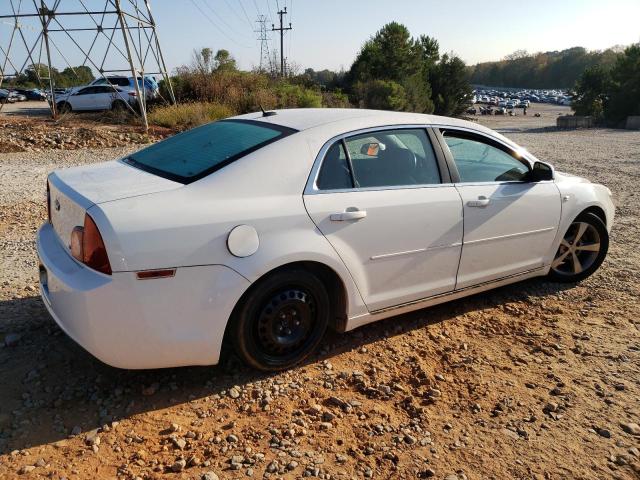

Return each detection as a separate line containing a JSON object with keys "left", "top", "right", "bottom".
{"left": 467, "top": 196, "right": 490, "bottom": 208}
{"left": 330, "top": 209, "right": 367, "bottom": 221}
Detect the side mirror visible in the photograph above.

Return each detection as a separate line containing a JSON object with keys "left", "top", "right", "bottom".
{"left": 530, "top": 161, "right": 554, "bottom": 182}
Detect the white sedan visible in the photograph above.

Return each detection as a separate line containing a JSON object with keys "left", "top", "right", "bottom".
{"left": 37, "top": 109, "right": 614, "bottom": 371}
{"left": 55, "top": 84, "right": 136, "bottom": 113}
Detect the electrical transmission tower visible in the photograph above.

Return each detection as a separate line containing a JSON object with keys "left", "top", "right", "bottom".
{"left": 255, "top": 14, "right": 271, "bottom": 73}
{"left": 271, "top": 7, "right": 291, "bottom": 77}
{"left": 0, "top": 0, "right": 175, "bottom": 129}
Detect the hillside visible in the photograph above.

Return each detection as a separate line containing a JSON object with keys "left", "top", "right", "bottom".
{"left": 469, "top": 46, "right": 623, "bottom": 88}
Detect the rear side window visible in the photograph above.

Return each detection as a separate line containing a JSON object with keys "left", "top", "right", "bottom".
{"left": 316, "top": 142, "right": 352, "bottom": 190}
{"left": 124, "top": 120, "right": 296, "bottom": 184}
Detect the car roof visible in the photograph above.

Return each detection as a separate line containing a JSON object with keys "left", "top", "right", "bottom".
{"left": 231, "top": 108, "right": 515, "bottom": 147}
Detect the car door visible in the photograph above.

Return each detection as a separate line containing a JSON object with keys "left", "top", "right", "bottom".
{"left": 304, "top": 127, "right": 463, "bottom": 312}
{"left": 70, "top": 87, "right": 96, "bottom": 110}
{"left": 93, "top": 86, "right": 116, "bottom": 110}
{"left": 437, "top": 128, "right": 561, "bottom": 289}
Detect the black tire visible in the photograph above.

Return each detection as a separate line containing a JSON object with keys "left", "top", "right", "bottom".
{"left": 56, "top": 102, "right": 71, "bottom": 113}
{"left": 232, "top": 269, "right": 330, "bottom": 371}
{"left": 111, "top": 100, "right": 127, "bottom": 111}
{"left": 547, "top": 212, "right": 609, "bottom": 283}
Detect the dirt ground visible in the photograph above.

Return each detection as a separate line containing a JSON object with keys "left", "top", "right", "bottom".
{"left": 0, "top": 105, "right": 639, "bottom": 480}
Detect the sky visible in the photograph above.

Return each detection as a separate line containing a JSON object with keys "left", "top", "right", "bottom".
{"left": 1, "top": 0, "right": 639, "bottom": 76}
{"left": 150, "top": 0, "right": 640, "bottom": 72}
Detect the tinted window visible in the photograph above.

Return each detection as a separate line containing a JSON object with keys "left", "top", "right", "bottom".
{"left": 124, "top": 120, "right": 294, "bottom": 184}
{"left": 344, "top": 129, "right": 440, "bottom": 188}
{"left": 77, "top": 87, "right": 95, "bottom": 95}
{"left": 317, "top": 142, "right": 352, "bottom": 190}
{"left": 443, "top": 133, "right": 529, "bottom": 182}
{"left": 95, "top": 86, "right": 116, "bottom": 94}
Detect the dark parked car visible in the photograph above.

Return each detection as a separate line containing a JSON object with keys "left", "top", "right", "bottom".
{"left": 0, "top": 88, "right": 17, "bottom": 104}
{"left": 13, "top": 88, "right": 47, "bottom": 101}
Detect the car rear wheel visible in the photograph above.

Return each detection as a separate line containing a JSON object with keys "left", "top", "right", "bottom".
{"left": 548, "top": 212, "right": 608, "bottom": 282}
{"left": 56, "top": 102, "right": 71, "bottom": 113}
{"left": 112, "top": 100, "right": 127, "bottom": 111}
{"left": 232, "top": 269, "right": 330, "bottom": 371}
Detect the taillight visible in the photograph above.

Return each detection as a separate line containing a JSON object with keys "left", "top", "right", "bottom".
{"left": 69, "top": 214, "right": 112, "bottom": 275}
{"left": 46, "top": 180, "right": 51, "bottom": 223}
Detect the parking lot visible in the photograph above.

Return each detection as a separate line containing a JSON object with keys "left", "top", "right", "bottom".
{"left": 0, "top": 105, "right": 639, "bottom": 479}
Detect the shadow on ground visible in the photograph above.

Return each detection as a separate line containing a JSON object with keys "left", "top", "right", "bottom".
{"left": 0, "top": 278, "right": 573, "bottom": 454}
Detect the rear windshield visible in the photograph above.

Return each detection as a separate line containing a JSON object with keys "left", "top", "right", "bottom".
{"left": 124, "top": 119, "right": 296, "bottom": 184}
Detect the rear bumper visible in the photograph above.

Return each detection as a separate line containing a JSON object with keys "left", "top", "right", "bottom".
{"left": 37, "top": 223, "right": 249, "bottom": 369}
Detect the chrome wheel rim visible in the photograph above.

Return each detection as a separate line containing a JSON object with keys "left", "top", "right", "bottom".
{"left": 551, "top": 221, "right": 601, "bottom": 276}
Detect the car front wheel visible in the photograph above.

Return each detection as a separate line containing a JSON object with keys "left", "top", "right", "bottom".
{"left": 56, "top": 102, "right": 71, "bottom": 113}
{"left": 548, "top": 212, "right": 609, "bottom": 282}
{"left": 232, "top": 269, "right": 330, "bottom": 371}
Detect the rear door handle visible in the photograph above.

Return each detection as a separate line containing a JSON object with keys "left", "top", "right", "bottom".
{"left": 467, "top": 196, "right": 490, "bottom": 208}
{"left": 330, "top": 209, "right": 367, "bottom": 221}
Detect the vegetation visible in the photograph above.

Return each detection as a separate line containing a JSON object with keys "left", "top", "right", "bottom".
{"left": 150, "top": 22, "right": 474, "bottom": 128}
{"left": 147, "top": 102, "right": 234, "bottom": 130}
{"left": 346, "top": 22, "right": 473, "bottom": 116}
{"left": 571, "top": 44, "right": 640, "bottom": 125}
{"left": 9, "top": 63, "right": 94, "bottom": 88}
{"left": 469, "top": 46, "right": 622, "bottom": 89}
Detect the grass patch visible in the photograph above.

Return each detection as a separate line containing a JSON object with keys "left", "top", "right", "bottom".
{"left": 148, "top": 102, "right": 234, "bottom": 130}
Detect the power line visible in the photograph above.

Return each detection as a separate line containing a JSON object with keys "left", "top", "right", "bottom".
{"left": 236, "top": 0, "right": 254, "bottom": 31}
{"left": 251, "top": 0, "right": 262, "bottom": 16}
{"left": 221, "top": 0, "right": 252, "bottom": 29}
{"left": 188, "top": 0, "right": 250, "bottom": 48}
{"left": 201, "top": 0, "right": 252, "bottom": 40}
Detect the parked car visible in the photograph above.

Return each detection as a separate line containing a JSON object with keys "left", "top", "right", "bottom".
{"left": 12, "top": 88, "right": 47, "bottom": 101}
{"left": 0, "top": 88, "right": 17, "bottom": 104}
{"left": 37, "top": 109, "right": 614, "bottom": 371}
{"left": 55, "top": 84, "right": 137, "bottom": 112}
{"left": 8, "top": 91, "right": 27, "bottom": 102}
{"left": 89, "top": 75, "right": 159, "bottom": 100}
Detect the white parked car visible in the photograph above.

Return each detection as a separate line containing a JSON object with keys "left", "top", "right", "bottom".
{"left": 55, "top": 84, "right": 137, "bottom": 113}
{"left": 37, "top": 109, "right": 614, "bottom": 371}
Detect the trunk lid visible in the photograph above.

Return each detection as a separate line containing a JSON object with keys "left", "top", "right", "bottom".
{"left": 48, "top": 159, "right": 181, "bottom": 249}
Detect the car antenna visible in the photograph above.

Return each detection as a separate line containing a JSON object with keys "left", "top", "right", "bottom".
{"left": 260, "top": 104, "right": 277, "bottom": 117}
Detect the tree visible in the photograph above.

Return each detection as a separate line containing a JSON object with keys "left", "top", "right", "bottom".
{"left": 571, "top": 65, "right": 611, "bottom": 118}
{"left": 348, "top": 23, "right": 443, "bottom": 114}
{"left": 214, "top": 49, "right": 237, "bottom": 72}
{"left": 606, "top": 44, "right": 640, "bottom": 123}
{"left": 354, "top": 80, "right": 407, "bottom": 111}
{"left": 430, "top": 54, "right": 473, "bottom": 116}
{"left": 349, "top": 22, "right": 422, "bottom": 85}
{"left": 571, "top": 44, "right": 640, "bottom": 124}
{"left": 192, "top": 48, "right": 213, "bottom": 74}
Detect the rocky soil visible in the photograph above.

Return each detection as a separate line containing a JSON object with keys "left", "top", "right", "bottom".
{"left": 0, "top": 118, "right": 169, "bottom": 153}
{"left": 0, "top": 108, "right": 639, "bottom": 479}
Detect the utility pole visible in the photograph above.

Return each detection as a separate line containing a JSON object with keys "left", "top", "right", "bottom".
{"left": 255, "top": 15, "right": 271, "bottom": 73}
{"left": 271, "top": 7, "right": 292, "bottom": 77}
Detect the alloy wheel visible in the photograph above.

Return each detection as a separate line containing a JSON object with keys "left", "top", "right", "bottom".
{"left": 551, "top": 221, "right": 601, "bottom": 276}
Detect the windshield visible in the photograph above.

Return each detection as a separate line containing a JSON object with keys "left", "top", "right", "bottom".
{"left": 124, "top": 119, "right": 296, "bottom": 184}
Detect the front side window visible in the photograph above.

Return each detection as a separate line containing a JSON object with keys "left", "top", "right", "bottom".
{"left": 442, "top": 132, "right": 529, "bottom": 182}
{"left": 124, "top": 120, "right": 295, "bottom": 184}
{"left": 76, "top": 87, "right": 95, "bottom": 95}
{"left": 343, "top": 128, "right": 440, "bottom": 188}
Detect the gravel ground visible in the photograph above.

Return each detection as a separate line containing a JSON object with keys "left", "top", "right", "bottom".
{"left": 0, "top": 107, "right": 639, "bottom": 479}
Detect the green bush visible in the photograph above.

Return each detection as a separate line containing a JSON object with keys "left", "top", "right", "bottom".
{"left": 274, "top": 83, "right": 322, "bottom": 108}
